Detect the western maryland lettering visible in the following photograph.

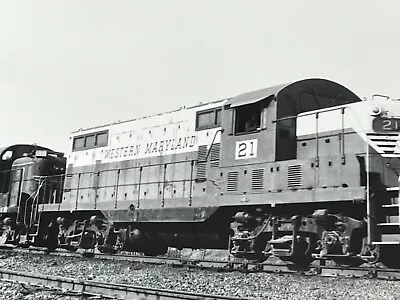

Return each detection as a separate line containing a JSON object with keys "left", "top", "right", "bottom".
{"left": 104, "top": 145, "right": 140, "bottom": 159}
{"left": 104, "top": 136, "right": 197, "bottom": 160}
{"left": 144, "top": 136, "right": 196, "bottom": 154}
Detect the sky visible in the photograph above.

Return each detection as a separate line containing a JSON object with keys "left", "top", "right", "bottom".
{"left": 1, "top": 1, "right": 400, "bottom": 153}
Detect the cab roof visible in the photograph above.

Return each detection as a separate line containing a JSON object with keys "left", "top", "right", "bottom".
{"left": 226, "top": 78, "right": 362, "bottom": 115}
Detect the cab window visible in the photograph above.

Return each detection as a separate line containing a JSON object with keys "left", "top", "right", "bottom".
{"left": 85, "top": 135, "right": 96, "bottom": 148}
{"left": 215, "top": 109, "right": 222, "bottom": 125}
{"left": 96, "top": 132, "right": 108, "bottom": 147}
{"left": 276, "top": 118, "right": 296, "bottom": 139}
{"left": 73, "top": 137, "right": 85, "bottom": 150}
{"left": 72, "top": 130, "right": 109, "bottom": 151}
{"left": 195, "top": 108, "right": 222, "bottom": 130}
{"left": 197, "top": 111, "right": 215, "bottom": 128}
{"left": 235, "top": 103, "right": 261, "bottom": 134}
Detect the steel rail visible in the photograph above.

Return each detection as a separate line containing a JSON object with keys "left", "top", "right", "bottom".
{"left": 3, "top": 247, "right": 400, "bottom": 281}
{"left": 0, "top": 268, "right": 245, "bottom": 300}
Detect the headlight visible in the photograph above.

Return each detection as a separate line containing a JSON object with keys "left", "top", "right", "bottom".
{"left": 371, "top": 106, "right": 382, "bottom": 116}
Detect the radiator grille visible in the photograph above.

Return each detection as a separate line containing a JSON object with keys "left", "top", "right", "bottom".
{"left": 210, "top": 143, "right": 220, "bottom": 167}
{"left": 287, "top": 164, "right": 302, "bottom": 188}
{"left": 227, "top": 171, "right": 239, "bottom": 192}
{"left": 196, "top": 162, "right": 207, "bottom": 180}
{"left": 196, "top": 145, "right": 208, "bottom": 180}
{"left": 252, "top": 168, "right": 265, "bottom": 190}
{"left": 197, "top": 145, "right": 208, "bottom": 161}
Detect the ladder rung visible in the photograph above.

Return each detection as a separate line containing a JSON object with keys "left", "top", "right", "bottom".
{"left": 378, "top": 223, "right": 400, "bottom": 226}
{"left": 382, "top": 204, "right": 400, "bottom": 208}
{"left": 372, "top": 241, "right": 400, "bottom": 245}
{"left": 387, "top": 187, "right": 399, "bottom": 191}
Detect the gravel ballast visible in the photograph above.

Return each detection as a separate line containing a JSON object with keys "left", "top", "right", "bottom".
{"left": 0, "top": 251, "right": 399, "bottom": 300}
{"left": 0, "top": 281, "right": 94, "bottom": 300}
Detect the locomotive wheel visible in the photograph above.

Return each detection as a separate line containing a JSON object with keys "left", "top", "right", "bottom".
{"left": 246, "top": 246, "right": 269, "bottom": 263}
{"left": 252, "top": 235, "right": 269, "bottom": 262}
{"left": 98, "top": 245, "right": 117, "bottom": 254}
{"left": 0, "top": 226, "right": 15, "bottom": 246}
{"left": 237, "top": 251, "right": 268, "bottom": 262}
{"left": 42, "top": 222, "right": 59, "bottom": 252}
{"left": 333, "top": 256, "right": 364, "bottom": 267}
{"left": 78, "top": 231, "right": 97, "bottom": 250}
{"left": 143, "top": 244, "right": 168, "bottom": 256}
{"left": 0, "top": 232, "right": 8, "bottom": 245}
{"left": 65, "top": 245, "right": 78, "bottom": 252}
{"left": 82, "top": 251, "right": 96, "bottom": 258}
{"left": 44, "top": 235, "right": 58, "bottom": 252}
{"left": 230, "top": 233, "right": 270, "bottom": 262}
{"left": 282, "top": 252, "right": 313, "bottom": 268}
{"left": 283, "top": 237, "right": 315, "bottom": 268}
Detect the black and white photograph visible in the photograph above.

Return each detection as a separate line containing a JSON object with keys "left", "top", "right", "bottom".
{"left": 0, "top": 1, "right": 400, "bottom": 299}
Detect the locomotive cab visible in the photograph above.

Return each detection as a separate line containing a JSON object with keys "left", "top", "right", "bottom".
{"left": 220, "top": 79, "right": 382, "bottom": 263}
{"left": 220, "top": 79, "right": 361, "bottom": 168}
{"left": 0, "top": 145, "right": 53, "bottom": 211}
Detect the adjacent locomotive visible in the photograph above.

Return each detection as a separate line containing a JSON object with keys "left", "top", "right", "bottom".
{"left": 1, "top": 78, "right": 400, "bottom": 268}
{"left": 0, "top": 145, "right": 65, "bottom": 247}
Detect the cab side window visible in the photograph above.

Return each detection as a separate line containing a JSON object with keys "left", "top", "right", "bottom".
{"left": 195, "top": 108, "right": 222, "bottom": 130}
{"left": 276, "top": 118, "right": 296, "bottom": 139}
{"left": 96, "top": 132, "right": 108, "bottom": 147}
{"left": 85, "top": 135, "right": 96, "bottom": 148}
{"left": 72, "top": 130, "right": 109, "bottom": 151}
{"left": 73, "top": 137, "right": 85, "bottom": 151}
{"left": 197, "top": 111, "right": 215, "bottom": 128}
{"left": 235, "top": 103, "right": 262, "bottom": 134}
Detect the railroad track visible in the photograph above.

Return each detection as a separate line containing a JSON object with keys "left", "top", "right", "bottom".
{"left": 0, "top": 268, "right": 245, "bottom": 299}
{"left": 2, "top": 246, "right": 400, "bottom": 281}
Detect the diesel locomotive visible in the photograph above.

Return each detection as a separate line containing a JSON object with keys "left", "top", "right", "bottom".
{"left": 1, "top": 78, "right": 400, "bottom": 267}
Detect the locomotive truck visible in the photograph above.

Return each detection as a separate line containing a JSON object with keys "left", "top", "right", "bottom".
{"left": 1, "top": 78, "right": 400, "bottom": 268}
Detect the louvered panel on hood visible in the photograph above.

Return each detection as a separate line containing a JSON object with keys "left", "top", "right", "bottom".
{"left": 210, "top": 143, "right": 220, "bottom": 167}
{"left": 227, "top": 171, "right": 239, "bottom": 192}
{"left": 197, "top": 145, "right": 208, "bottom": 161}
{"left": 196, "top": 162, "right": 207, "bottom": 180}
{"left": 196, "top": 145, "right": 208, "bottom": 180}
{"left": 252, "top": 168, "right": 265, "bottom": 190}
{"left": 287, "top": 164, "right": 302, "bottom": 188}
